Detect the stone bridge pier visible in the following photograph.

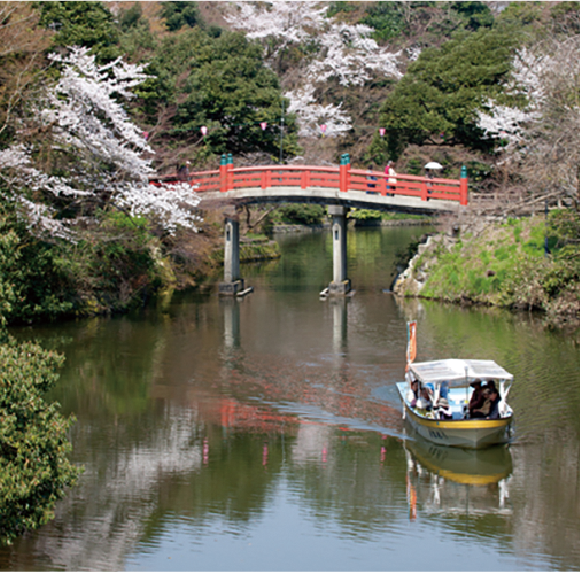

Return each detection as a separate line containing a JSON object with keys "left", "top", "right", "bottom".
{"left": 218, "top": 204, "right": 352, "bottom": 296}
{"left": 328, "top": 205, "right": 351, "bottom": 296}
{"left": 218, "top": 207, "right": 244, "bottom": 296}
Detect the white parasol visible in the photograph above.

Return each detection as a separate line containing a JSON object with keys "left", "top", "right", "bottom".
{"left": 425, "top": 161, "right": 443, "bottom": 170}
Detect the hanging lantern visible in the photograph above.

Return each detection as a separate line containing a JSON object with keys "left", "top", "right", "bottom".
{"left": 379, "top": 128, "right": 386, "bottom": 138}
{"left": 201, "top": 125, "right": 208, "bottom": 137}
{"left": 261, "top": 122, "right": 267, "bottom": 131}
{"left": 142, "top": 131, "right": 149, "bottom": 140}
{"left": 320, "top": 124, "right": 327, "bottom": 138}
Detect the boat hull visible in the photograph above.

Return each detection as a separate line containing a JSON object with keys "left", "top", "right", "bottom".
{"left": 397, "top": 384, "right": 513, "bottom": 449}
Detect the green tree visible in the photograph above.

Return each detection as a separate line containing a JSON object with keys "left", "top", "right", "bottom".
{"left": 361, "top": 2, "right": 408, "bottom": 42}
{"left": 160, "top": 1, "right": 201, "bottom": 32}
{"left": 0, "top": 337, "right": 81, "bottom": 545}
{"left": 139, "top": 29, "right": 298, "bottom": 159}
{"left": 374, "top": 25, "right": 521, "bottom": 159}
{"left": 37, "top": 1, "right": 120, "bottom": 62}
{"left": 450, "top": 1, "right": 494, "bottom": 31}
{"left": 0, "top": 220, "right": 81, "bottom": 545}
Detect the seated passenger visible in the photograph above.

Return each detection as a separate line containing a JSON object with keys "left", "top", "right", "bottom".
{"left": 417, "top": 387, "right": 433, "bottom": 411}
{"left": 409, "top": 379, "right": 419, "bottom": 407}
{"left": 487, "top": 390, "right": 500, "bottom": 419}
{"left": 436, "top": 397, "right": 452, "bottom": 420}
{"left": 439, "top": 380, "right": 449, "bottom": 399}
{"left": 468, "top": 379, "right": 484, "bottom": 417}
{"left": 486, "top": 380, "right": 502, "bottom": 401}
{"left": 472, "top": 389, "right": 491, "bottom": 418}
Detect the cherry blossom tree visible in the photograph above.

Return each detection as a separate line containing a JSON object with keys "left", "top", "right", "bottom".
{"left": 476, "top": 39, "right": 580, "bottom": 207}
{"left": 476, "top": 47, "right": 547, "bottom": 150}
{"left": 225, "top": 1, "right": 405, "bottom": 138}
{"left": 0, "top": 47, "right": 201, "bottom": 241}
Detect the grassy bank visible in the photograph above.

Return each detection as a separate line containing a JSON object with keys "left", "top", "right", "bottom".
{"left": 395, "top": 211, "right": 580, "bottom": 318}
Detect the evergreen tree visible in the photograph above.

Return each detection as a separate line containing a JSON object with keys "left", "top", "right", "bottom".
{"left": 161, "top": 1, "right": 202, "bottom": 32}
{"left": 37, "top": 1, "right": 120, "bottom": 62}
{"left": 375, "top": 25, "right": 521, "bottom": 159}
{"left": 140, "top": 29, "right": 297, "bottom": 159}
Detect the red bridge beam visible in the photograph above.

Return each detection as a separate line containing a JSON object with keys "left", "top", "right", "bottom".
{"left": 150, "top": 154, "right": 469, "bottom": 206}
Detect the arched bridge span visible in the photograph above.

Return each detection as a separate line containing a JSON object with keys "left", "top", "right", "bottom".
{"left": 151, "top": 155, "right": 468, "bottom": 215}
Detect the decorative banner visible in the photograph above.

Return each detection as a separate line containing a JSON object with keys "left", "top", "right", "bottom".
{"left": 142, "top": 131, "right": 149, "bottom": 140}
{"left": 406, "top": 320, "right": 417, "bottom": 365}
{"left": 201, "top": 125, "right": 208, "bottom": 136}
{"left": 379, "top": 128, "right": 386, "bottom": 138}
{"left": 261, "top": 122, "right": 267, "bottom": 131}
{"left": 320, "top": 124, "right": 327, "bottom": 138}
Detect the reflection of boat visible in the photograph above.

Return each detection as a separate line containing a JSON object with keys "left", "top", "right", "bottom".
{"left": 404, "top": 439, "right": 513, "bottom": 520}
{"left": 404, "top": 431, "right": 513, "bottom": 485}
{"left": 396, "top": 322, "right": 514, "bottom": 449}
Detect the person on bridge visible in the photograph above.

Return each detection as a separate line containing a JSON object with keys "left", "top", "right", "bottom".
{"left": 178, "top": 161, "right": 190, "bottom": 182}
{"left": 386, "top": 161, "right": 397, "bottom": 196}
{"left": 366, "top": 164, "right": 377, "bottom": 193}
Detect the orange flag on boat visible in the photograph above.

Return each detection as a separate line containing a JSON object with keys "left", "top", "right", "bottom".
{"left": 406, "top": 320, "right": 417, "bottom": 365}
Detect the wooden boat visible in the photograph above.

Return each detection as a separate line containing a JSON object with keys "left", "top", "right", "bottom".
{"left": 396, "top": 321, "right": 514, "bottom": 449}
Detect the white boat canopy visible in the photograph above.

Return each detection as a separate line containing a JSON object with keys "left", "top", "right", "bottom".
{"left": 409, "top": 359, "right": 513, "bottom": 386}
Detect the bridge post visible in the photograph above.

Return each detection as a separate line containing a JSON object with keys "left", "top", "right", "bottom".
{"left": 339, "top": 154, "right": 350, "bottom": 193}
{"left": 227, "top": 153, "right": 234, "bottom": 192}
{"left": 328, "top": 205, "right": 351, "bottom": 296}
{"left": 218, "top": 207, "right": 244, "bottom": 296}
{"left": 219, "top": 154, "right": 227, "bottom": 193}
{"left": 460, "top": 165, "right": 468, "bottom": 205}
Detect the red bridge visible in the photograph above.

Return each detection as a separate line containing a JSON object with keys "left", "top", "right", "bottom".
{"left": 151, "top": 154, "right": 468, "bottom": 214}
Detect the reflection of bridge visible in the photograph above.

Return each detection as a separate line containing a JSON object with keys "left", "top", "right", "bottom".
{"left": 152, "top": 154, "right": 468, "bottom": 295}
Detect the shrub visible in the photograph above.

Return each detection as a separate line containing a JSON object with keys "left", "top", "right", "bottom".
{"left": 0, "top": 337, "right": 82, "bottom": 545}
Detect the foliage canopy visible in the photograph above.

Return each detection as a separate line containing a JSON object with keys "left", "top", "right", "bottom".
{"left": 139, "top": 28, "right": 297, "bottom": 159}
{"left": 373, "top": 25, "right": 521, "bottom": 160}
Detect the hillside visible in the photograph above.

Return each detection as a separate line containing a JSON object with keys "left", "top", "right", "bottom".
{"left": 95, "top": 1, "right": 580, "bottom": 215}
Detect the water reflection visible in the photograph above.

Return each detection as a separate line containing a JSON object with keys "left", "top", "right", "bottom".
{"left": 2, "top": 227, "right": 580, "bottom": 571}
{"left": 404, "top": 437, "right": 513, "bottom": 521}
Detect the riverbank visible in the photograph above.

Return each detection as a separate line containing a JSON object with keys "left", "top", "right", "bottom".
{"left": 393, "top": 211, "right": 580, "bottom": 323}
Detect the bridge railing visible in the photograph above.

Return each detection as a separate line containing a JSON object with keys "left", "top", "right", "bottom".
{"left": 150, "top": 155, "right": 468, "bottom": 205}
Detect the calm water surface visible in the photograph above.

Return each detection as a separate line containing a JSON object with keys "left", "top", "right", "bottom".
{"left": 2, "top": 226, "right": 580, "bottom": 571}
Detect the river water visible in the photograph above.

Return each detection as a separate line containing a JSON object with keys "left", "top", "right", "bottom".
{"left": 2, "top": 226, "right": 580, "bottom": 571}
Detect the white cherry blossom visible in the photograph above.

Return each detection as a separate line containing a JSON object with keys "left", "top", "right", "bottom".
{"left": 0, "top": 47, "right": 202, "bottom": 241}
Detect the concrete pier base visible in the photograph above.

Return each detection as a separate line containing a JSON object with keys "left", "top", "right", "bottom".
{"left": 219, "top": 211, "right": 245, "bottom": 296}
{"left": 328, "top": 280, "right": 351, "bottom": 296}
{"left": 218, "top": 279, "right": 244, "bottom": 296}
{"left": 327, "top": 205, "right": 351, "bottom": 296}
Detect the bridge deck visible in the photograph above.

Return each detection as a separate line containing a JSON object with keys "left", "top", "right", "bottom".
{"left": 151, "top": 163, "right": 468, "bottom": 213}
{"left": 199, "top": 186, "right": 460, "bottom": 214}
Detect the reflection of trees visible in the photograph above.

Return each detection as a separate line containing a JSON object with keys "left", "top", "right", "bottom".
{"left": 509, "top": 442, "right": 580, "bottom": 570}
{"left": 4, "top": 226, "right": 580, "bottom": 569}
{"left": 6, "top": 405, "right": 202, "bottom": 571}
{"left": 288, "top": 431, "right": 408, "bottom": 538}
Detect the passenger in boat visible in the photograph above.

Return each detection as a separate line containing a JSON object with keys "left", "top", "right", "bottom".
{"left": 472, "top": 388, "right": 491, "bottom": 418}
{"left": 439, "top": 380, "right": 449, "bottom": 399}
{"left": 486, "top": 380, "right": 502, "bottom": 400}
{"left": 468, "top": 379, "right": 485, "bottom": 417}
{"left": 418, "top": 387, "right": 433, "bottom": 411}
{"left": 487, "top": 390, "right": 500, "bottom": 419}
{"left": 436, "top": 397, "right": 452, "bottom": 420}
{"left": 410, "top": 379, "right": 419, "bottom": 407}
